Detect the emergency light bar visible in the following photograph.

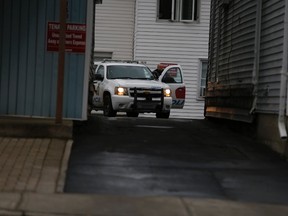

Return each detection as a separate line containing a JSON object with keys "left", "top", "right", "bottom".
{"left": 157, "top": 63, "right": 177, "bottom": 70}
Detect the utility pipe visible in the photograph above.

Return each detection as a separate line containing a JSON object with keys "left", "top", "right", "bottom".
{"left": 56, "top": 0, "right": 67, "bottom": 124}
{"left": 278, "top": 0, "right": 288, "bottom": 139}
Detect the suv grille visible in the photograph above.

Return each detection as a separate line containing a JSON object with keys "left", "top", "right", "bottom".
{"left": 129, "top": 88, "right": 163, "bottom": 100}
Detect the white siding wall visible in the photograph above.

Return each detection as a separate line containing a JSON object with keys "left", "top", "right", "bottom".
{"left": 94, "top": 0, "right": 135, "bottom": 60}
{"left": 257, "top": 0, "right": 285, "bottom": 113}
{"left": 134, "top": 0, "right": 211, "bottom": 119}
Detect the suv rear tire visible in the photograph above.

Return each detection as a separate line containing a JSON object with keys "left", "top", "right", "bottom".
{"left": 156, "top": 111, "right": 170, "bottom": 119}
{"left": 126, "top": 112, "right": 139, "bottom": 117}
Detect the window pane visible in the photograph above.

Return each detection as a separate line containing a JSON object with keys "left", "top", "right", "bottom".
{"left": 181, "top": 0, "right": 193, "bottom": 20}
{"left": 199, "top": 60, "right": 208, "bottom": 97}
{"left": 201, "top": 79, "right": 206, "bottom": 86}
{"left": 202, "top": 61, "right": 207, "bottom": 79}
{"left": 158, "top": 0, "right": 172, "bottom": 19}
{"left": 194, "top": 0, "right": 198, "bottom": 20}
{"left": 107, "top": 66, "right": 154, "bottom": 80}
{"left": 96, "top": 66, "right": 104, "bottom": 77}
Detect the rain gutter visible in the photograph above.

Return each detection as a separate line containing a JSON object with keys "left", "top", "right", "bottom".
{"left": 278, "top": 0, "right": 288, "bottom": 139}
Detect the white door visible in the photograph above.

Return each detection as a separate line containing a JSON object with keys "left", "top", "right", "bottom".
{"left": 159, "top": 65, "right": 186, "bottom": 109}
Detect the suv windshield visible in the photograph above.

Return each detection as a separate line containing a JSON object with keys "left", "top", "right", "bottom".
{"left": 107, "top": 65, "right": 155, "bottom": 80}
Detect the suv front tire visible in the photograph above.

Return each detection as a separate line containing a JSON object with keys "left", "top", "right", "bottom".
{"left": 103, "top": 94, "right": 117, "bottom": 117}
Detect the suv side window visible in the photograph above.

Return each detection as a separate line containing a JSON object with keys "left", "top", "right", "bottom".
{"left": 96, "top": 65, "right": 104, "bottom": 78}
{"left": 162, "top": 68, "right": 183, "bottom": 83}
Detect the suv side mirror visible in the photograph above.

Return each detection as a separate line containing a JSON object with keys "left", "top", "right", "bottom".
{"left": 94, "top": 74, "right": 104, "bottom": 81}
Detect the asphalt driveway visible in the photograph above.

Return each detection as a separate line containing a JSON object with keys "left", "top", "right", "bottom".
{"left": 65, "top": 115, "right": 288, "bottom": 205}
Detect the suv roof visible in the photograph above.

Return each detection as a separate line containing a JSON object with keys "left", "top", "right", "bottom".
{"left": 101, "top": 62, "right": 147, "bottom": 67}
{"left": 99, "top": 59, "right": 147, "bottom": 65}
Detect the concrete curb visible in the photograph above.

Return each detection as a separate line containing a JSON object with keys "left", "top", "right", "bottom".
{"left": 0, "top": 210, "right": 22, "bottom": 216}
{"left": 1, "top": 193, "right": 288, "bottom": 216}
{"left": 56, "top": 139, "right": 73, "bottom": 193}
{"left": 0, "top": 193, "right": 21, "bottom": 211}
{"left": 0, "top": 117, "right": 73, "bottom": 139}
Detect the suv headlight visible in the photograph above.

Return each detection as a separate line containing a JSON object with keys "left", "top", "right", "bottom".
{"left": 164, "top": 88, "right": 171, "bottom": 97}
{"left": 115, "top": 87, "right": 128, "bottom": 96}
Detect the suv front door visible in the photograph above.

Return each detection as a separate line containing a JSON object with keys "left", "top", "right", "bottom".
{"left": 159, "top": 65, "right": 185, "bottom": 109}
{"left": 93, "top": 65, "right": 105, "bottom": 108}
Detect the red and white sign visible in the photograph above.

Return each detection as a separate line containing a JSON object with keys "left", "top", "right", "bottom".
{"left": 46, "top": 22, "right": 86, "bottom": 53}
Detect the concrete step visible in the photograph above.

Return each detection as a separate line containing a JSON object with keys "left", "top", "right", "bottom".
{"left": 0, "top": 117, "right": 73, "bottom": 139}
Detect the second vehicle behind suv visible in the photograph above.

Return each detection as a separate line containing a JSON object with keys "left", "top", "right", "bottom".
{"left": 91, "top": 60, "right": 172, "bottom": 118}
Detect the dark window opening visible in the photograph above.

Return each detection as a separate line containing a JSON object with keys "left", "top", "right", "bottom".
{"left": 158, "top": 0, "right": 199, "bottom": 22}
{"left": 158, "top": 0, "right": 172, "bottom": 20}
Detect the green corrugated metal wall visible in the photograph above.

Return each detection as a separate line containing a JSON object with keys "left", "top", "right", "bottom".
{"left": 0, "top": 0, "right": 87, "bottom": 119}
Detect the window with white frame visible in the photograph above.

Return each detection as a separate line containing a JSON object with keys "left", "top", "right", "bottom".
{"left": 199, "top": 60, "right": 207, "bottom": 98}
{"left": 158, "top": 0, "right": 199, "bottom": 22}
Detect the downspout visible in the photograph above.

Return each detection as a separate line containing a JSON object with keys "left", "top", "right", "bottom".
{"left": 133, "top": 0, "right": 137, "bottom": 60}
{"left": 250, "top": 0, "right": 262, "bottom": 115}
{"left": 278, "top": 0, "right": 288, "bottom": 139}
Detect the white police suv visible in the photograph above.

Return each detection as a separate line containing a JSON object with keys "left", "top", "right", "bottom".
{"left": 91, "top": 60, "right": 173, "bottom": 118}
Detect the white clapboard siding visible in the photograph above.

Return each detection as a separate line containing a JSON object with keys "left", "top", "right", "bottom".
{"left": 257, "top": 0, "right": 285, "bottom": 114}
{"left": 94, "top": 0, "right": 135, "bottom": 60}
{"left": 94, "top": 0, "right": 211, "bottom": 119}
{"left": 134, "top": 0, "right": 211, "bottom": 119}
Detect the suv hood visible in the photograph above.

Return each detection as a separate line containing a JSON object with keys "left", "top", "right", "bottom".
{"left": 112, "top": 79, "right": 169, "bottom": 89}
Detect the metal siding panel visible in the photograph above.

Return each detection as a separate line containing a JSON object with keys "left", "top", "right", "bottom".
{"left": 63, "top": 0, "right": 86, "bottom": 119}
{"left": 49, "top": 0, "right": 58, "bottom": 118}
{"left": 206, "top": 0, "right": 256, "bottom": 122}
{"left": 9, "top": 0, "right": 21, "bottom": 114}
{"left": 0, "top": 0, "right": 87, "bottom": 119}
{"left": 257, "top": 0, "right": 284, "bottom": 114}
{"left": 17, "top": 1, "right": 30, "bottom": 115}
{"left": 217, "top": 0, "right": 256, "bottom": 86}
{"left": 63, "top": 59, "right": 70, "bottom": 117}
{"left": 0, "top": 0, "right": 12, "bottom": 114}
{"left": 42, "top": 0, "right": 57, "bottom": 117}
{"left": 77, "top": 0, "right": 86, "bottom": 118}
{"left": 0, "top": 0, "right": 3, "bottom": 112}
{"left": 95, "top": 0, "right": 135, "bottom": 60}
{"left": 75, "top": 57, "right": 85, "bottom": 118}
{"left": 69, "top": 0, "right": 86, "bottom": 22}
{"left": 208, "top": 0, "right": 218, "bottom": 83}
{"left": 33, "top": 0, "right": 46, "bottom": 116}
{"left": 25, "top": 0, "right": 38, "bottom": 116}
{"left": 64, "top": 56, "right": 79, "bottom": 118}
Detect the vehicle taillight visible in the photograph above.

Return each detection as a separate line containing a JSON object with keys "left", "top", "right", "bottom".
{"left": 176, "top": 87, "right": 186, "bottom": 99}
